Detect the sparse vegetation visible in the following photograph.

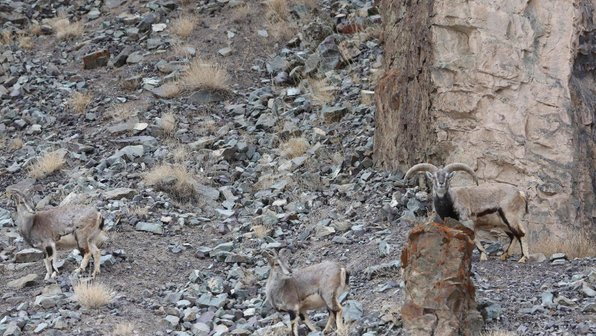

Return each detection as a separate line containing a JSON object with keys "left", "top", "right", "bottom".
{"left": 533, "top": 228, "right": 596, "bottom": 258}
{"left": 280, "top": 137, "right": 309, "bottom": 159}
{"left": 9, "top": 138, "right": 24, "bottom": 150}
{"left": 0, "top": 30, "right": 11, "bottom": 45}
{"left": 306, "top": 78, "right": 336, "bottom": 106}
{"left": 252, "top": 224, "right": 270, "bottom": 239}
{"left": 171, "top": 145, "right": 189, "bottom": 162}
{"left": 158, "top": 82, "right": 182, "bottom": 98}
{"left": 73, "top": 281, "right": 114, "bottom": 308}
{"left": 179, "top": 57, "right": 229, "bottom": 92}
{"left": 159, "top": 112, "right": 176, "bottom": 135}
{"left": 107, "top": 102, "right": 139, "bottom": 121}
{"left": 143, "top": 164, "right": 197, "bottom": 201}
{"left": 17, "top": 33, "right": 33, "bottom": 49}
{"left": 111, "top": 323, "right": 137, "bottom": 336}
{"left": 28, "top": 150, "right": 66, "bottom": 179}
{"left": 170, "top": 15, "right": 197, "bottom": 38}
{"left": 50, "top": 16, "right": 84, "bottom": 40}
{"left": 232, "top": 3, "right": 251, "bottom": 23}
{"left": 266, "top": 0, "right": 290, "bottom": 22}
{"left": 69, "top": 92, "right": 93, "bottom": 114}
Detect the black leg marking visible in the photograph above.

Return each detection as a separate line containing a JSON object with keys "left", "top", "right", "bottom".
{"left": 45, "top": 246, "right": 53, "bottom": 257}
{"left": 289, "top": 311, "right": 297, "bottom": 321}
{"left": 299, "top": 313, "right": 306, "bottom": 321}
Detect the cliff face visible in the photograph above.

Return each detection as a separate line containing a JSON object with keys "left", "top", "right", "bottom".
{"left": 375, "top": 0, "right": 595, "bottom": 237}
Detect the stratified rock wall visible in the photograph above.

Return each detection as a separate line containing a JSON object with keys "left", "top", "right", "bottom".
{"left": 375, "top": 0, "right": 596, "bottom": 238}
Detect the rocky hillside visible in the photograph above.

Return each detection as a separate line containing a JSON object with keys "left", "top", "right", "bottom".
{"left": 0, "top": 0, "right": 595, "bottom": 335}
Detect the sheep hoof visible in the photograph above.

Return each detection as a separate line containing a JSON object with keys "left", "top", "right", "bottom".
{"left": 44, "top": 274, "right": 51, "bottom": 281}
{"left": 51, "top": 271, "right": 58, "bottom": 278}
{"left": 480, "top": 253, "right": 488, "bottom": 261}
{"left": 518, "top": 256, "right": 528, "bottom": 263}
{"left": 499, "top": 254, "right": 509, "bottom": 261}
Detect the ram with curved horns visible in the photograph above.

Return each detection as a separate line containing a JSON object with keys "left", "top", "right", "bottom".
{"left": 404, "top": 162, "right": 530, "bottom": 263}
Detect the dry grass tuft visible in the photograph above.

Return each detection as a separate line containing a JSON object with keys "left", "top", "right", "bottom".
{"left": 9, "top": 138, "right": 24, "bottom": 150}
{"left": 73, "top": 281, "right": 114, "bottom": 309}
{"left": 171, "top": 145, "right": 189, "bottom": 162}
{"left": 158, "top": 82, "right": 182, "bottom": 98}
{"left": 306, "top": 79, "right": 336, "bottom": 106}
{"left": 269, "top": 21, "right": 298, "bottom": 41}
{"left": 128, "top": 205, "right": 149, "bottom": 219}
{"left": 0, "top": 30, "right": 11, "bottom": 45}
{"left": 267, "top": 0, "right": 290, "bottom": 22}
{"left": 144, "top": 164, "right": 197, "bottom": 200}
{"left": 17, "top": 33, "right": 33, "bottom": 49}
{"left": 50, "top": 16, "right": 84, "bottom": 40}
{"left": 232, "top": 3, "right": 252, "bottom": 23}
{"left": 297, "top": 0, "right": 317, "bottom": 9}
{"left": 252, "top": 225, "right": 270, "bottom": 239}
{"left": 159, "top": 112, "right": 176, "bottom": 135}
{"left": 69, "top": 92, "right": 93, "bottom": 114}
{"left": 111, "top": 322, "right": 137, "bottom": 336}
{"left": 28, "top": 150, "right": 66, "bottom": 179}
{"left": 280, "top": 137, "right": 309, "bottom": 159}
{"left": 179, "top": 58, "right": 229, "bottom": 92}
{"left": 170, "top": 15, "right": 197, "bottom": 38}
{"left": 107, "top": 103, "right": 139, "bottom": 121}
{"left": 532, "top": 228, "right": 596, "bottom": 258}
{"left": 29, "top": 24, "right": 42, "bottom": 36}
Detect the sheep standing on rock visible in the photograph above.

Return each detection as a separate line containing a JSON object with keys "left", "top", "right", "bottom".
{"left": 405, "top": 163, "right": 530, "bottom": 263}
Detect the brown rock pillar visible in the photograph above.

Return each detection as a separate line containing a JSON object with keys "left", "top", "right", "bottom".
{"left": 400, "top": 219, "right": 483, "bottom": 336}
{"left": 374, "top": 0, "right": 595, "bottom": 241}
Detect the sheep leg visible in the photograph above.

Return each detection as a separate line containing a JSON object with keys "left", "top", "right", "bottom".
{"left": 473, "top": 237, "right": 489, "bottom": 261}
{"left": 90, "top": 242, "right": 101, "bottom": 277}
{"left": 43, "top": 255, "right": 53, "bottom": 280}
{"left": 517, "top": 235, "right": 530, "bottom": 263}
{"left": 288, "top": 311, "right": 299, "bottom": 336}
{"left": 500, "top": 232, "right": 515, "bottom": 261}
{"left": 323, "top": 308, "right": 337, "bottom": 334}
{"left": 77, "top": 248, "right": 91, "bottom": 274}
{"left": 300, "top": 312, "right": 318, "bottom": 331}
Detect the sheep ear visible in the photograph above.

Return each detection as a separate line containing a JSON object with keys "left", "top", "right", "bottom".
{"left": 425, "top": 172, "right": 434, "bottom": 180}
{"left": 447, "top": 172, "right": 455, "bottom": 180}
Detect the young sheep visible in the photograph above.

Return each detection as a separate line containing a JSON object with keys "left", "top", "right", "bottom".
{"left": 263, "top": 249, "right": 349, "bottom": 336}
{"left": 405, "top": 163, "right": 530, "bottom": 263}
{"left": 6, "top": 189, "right": 107, "bottom": 279}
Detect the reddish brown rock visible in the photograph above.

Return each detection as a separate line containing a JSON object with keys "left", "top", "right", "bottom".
{"left": 401, "top": 219, "right": 483, "bottom": 336}
{"left": 83, "top": 49, "right": 110, "bottom": 70}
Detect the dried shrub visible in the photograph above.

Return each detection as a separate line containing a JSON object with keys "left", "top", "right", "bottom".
{"left": 179, "top": 58, "right": 229, "bottom": 92}
{"left": 170, "top": 15, "right": 196, "bottom": 38}
{"left": 17, "top": 34, "right": 33, "bottom": 49}
{"left": 50, "top": 16, "right": 84, "bottom": 40}
{"left": 111, "top": 323, "right": 137, "bottom": 336}
{"left": 107, "top": 102, "right": 139, "bottom": 121}
{"left": 28, "top": 150, "right": 66, "bottom": 179}
{"left": 158, "top": 82, "right": 182, "bottom": 98}
{"left": 532, "top": 228, "right": 596, "bottom": 259}
{"left": 143, "top": 164, "right": 197, "bottom": 201}
{"left": 266, "top": 0, "right": 289, "bottom": 22}
{"left": 9, "top": 138, "right": 24, "bottom": 150}
{"left": 159, "top": 112, "right": 176, "bottom": 135}
{"left": 171, "top": 145, "right": 189, "bottom": 162}
{"left": 69, "top": 92, "right": 93, "bottom": 114}
{"left": 73, "top": 281, "right": 114, "bottom": 309}
{"left": 0, "top": 30, "right": 11, "bottom": 45}
{"left": 306, "top": 79, "right": 336, "bottom": 106}
{"left": 269, "top": 20, "right": 298, "bottom": 42}
{"left": 280, "top": 137, "right": 309, "bottom": 159}
{"left": 252, "top": 225, "right": 270, "bottom": 239}
{"left": 232, "top": 3, "right": 252, "bottom": 23}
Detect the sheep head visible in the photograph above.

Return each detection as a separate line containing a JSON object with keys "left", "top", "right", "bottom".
{"left": 405, "top": 162, "right": 479, "bottom": 197}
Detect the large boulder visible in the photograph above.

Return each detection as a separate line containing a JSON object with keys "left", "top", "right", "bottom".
{"left": 374, "top": 0, "right": 595, "bottom": 241}
{"left": 400, "top": 218, "right": 483, "bottom": 335}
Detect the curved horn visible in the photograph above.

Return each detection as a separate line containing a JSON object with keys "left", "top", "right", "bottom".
{"left": 444, "top": 163, "right": 479, "bottom": 185}
{"left": 404, "top": 163, "right": 439, "bottom": 179}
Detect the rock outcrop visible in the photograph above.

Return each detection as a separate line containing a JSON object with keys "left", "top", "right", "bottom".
{"left": 400, "top": 219, "right": 483, "bottom": 336}
{"left": 374, "top": 1, "right": 595, "bottom": 241}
